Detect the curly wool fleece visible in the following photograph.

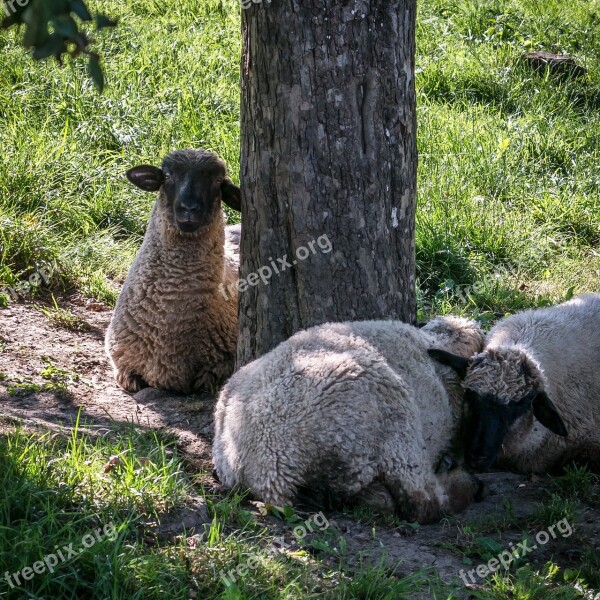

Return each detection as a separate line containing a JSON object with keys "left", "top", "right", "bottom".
{"left": 213, "top": 317, "right": 484, "bottom": 523}
{"left": 464, "top": 346, "right": 546, "bottom": 404}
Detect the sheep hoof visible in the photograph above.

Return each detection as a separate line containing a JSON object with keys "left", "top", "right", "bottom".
{"left": 436, "top": 453, "right": 458, "bottom": 474}
{"left": 116, "top": 369, "right": 148, "bottom": 393}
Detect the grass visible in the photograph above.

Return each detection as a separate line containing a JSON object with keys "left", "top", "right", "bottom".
{"left": 1, "top": 0, "right": 600, "bottom": 597}
{"left": 416, "top": 0, "right": 600, "bottom": 317}
{"left": 0, "top": 0, "right": 598, "bottom": 314}
{"left": 0, "top": 423, "right": 445, "bottom": 599}
{"left": 35, "top": 295, "right": 90, "bottom": 331}
{"left": 3, "top": 356, "right": 78, "bottom": 397}
{"left": 0, "top": 421, "right": 192, "bottom": 599}
{"left": 5, "top": 420, "right": 597, "bottom": 600}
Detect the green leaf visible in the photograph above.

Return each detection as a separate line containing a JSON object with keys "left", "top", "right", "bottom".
{"left": 32, "top": 33, "right": 66, "bottom": 59}
{"left": 51, "top": 15, "right": 79, "bottom": 38}
{"left": 22, "top": 5, "right": 50, "bottom": 48}
{"left": 282, "top": 505, "right": 297, "bottom": 520}
{"left": 70, "top": 0, "right": 92, "bottom": 21}
{"left": 87, "top": 54, "right": 104, "bottom": 92}
{"left": 475, "top": 536, "right": 504, "bottom": 555}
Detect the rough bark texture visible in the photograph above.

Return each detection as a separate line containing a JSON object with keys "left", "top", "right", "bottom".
{"left": 238, "top": 0, "right": 417, "bottom": 366}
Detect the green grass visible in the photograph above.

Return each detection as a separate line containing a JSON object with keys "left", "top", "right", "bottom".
{"left": 2, "top": 0, "right": 600, "bottom": 597}
{"left": 35, "top": 295, "right": 90, "bottom": 331}
{"left": 0, "top": 421, "right": 192, "bottom": 599}
{"left": 0, "top": 425, "right": 445, "bottom": 599}
{"left": 4, "top": 421, "right": 596, "bottom": 600}
{"left": 416, "top": 0, "right": 600, "bottom": 316}
{"left": 0, "top": 0, "right": 242, "bottom": 304}
{"left": 0, "top": 0, "right": 598, "bottom": 313}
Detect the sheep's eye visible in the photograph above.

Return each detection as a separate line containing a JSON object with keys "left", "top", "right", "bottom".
{"left": 164, "top": 172, "right": 173, "bottom": 182}
{"left": 214, "top": 177, "right": 224, "bottom": 186}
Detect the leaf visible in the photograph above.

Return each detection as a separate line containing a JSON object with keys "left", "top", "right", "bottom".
{"left": 1, "top": 13, "right": 23, "bottom": 29}
{"left": 51, "top": 14, "right": 79, "bottom": 38}
{"left": 475, "top": 536, "right": 504, "bottom": 555}
{"left": 283, "top": 505, "right": 297, "bottom": 521}
{"left": 87, "top": 54, "right": 104, "bottom": 92}
{"left": 70, "top": 0, "right": 92, "bottom": 21}
{"left": 497, "top": 136, "right": 510, "bottom": 153}
{"left": 563, "top": 568, "right": 578, "bottom": 581}
{"left": 32, "top": 33, "right": 66, "bottom": 59}
{"left": 22, "top": 6, "right": 50, "bottom": 48}
{"left": 564, "top": 286, "right": 575, "bottom": 301}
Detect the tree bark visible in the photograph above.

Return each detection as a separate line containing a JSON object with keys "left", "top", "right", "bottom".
{"left": 237, "top": 0, "right": 417, "bottom": 367}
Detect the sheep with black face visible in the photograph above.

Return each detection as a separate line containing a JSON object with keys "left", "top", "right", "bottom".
{"left": 105, "top": 149, "right": 241, "bottom": 394}
{"left": 429, "top": 293, "right": 600, "bottom": 474}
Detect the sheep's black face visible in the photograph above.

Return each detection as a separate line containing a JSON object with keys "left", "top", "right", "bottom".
{"left": 464, "top": 389, "right": 535, "bottom": 472}
{"left": 126, "top": 149, "right": 241, "bottom": 235}
{"left": 163, "top": 164, "right": 226, "bottom": 233}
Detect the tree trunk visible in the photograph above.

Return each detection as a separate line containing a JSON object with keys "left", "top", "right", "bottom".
{"left": 237, "top": 0, "right": 417, "bottom": 367}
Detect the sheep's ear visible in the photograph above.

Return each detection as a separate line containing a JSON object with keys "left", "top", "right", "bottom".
{"left": 427, "top": 349, "right": 470, "bottom": 379}
{"left": 126, "top": 166, "right": 164, "bottom": 192}
{"left": 222, "top": 178, "right": 241, "bottom": 212}
{"left": 533, "top": 391, "right": 568, "bottom": 437}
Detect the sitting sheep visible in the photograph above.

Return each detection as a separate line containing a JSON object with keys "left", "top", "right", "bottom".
{"left": 429, "top": 293, "right": 600, "bottom": 474}
{"left": 105, "top": 149, "right": 241, "bottom": 394}
{"left": 213, "top": 316, "right": 484, "bottom": 524}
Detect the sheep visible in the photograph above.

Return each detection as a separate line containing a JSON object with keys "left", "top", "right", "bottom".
{"left": 105, "top": 149, "right": 241, "bottom": 394}
{"left": 212, "top": 316, "right": 485, "bottom": 524}
{"left": 428, "top": 293, "right": 600, "bottom": 474}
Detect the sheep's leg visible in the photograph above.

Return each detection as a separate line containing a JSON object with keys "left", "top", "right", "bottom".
{"left": 354, "top": 481, "right": 396, "bottom": 513}
{"left": 384, "top": 467, "right": 481, "bottom": 523}
{"left": 115, "top": 367, "right": 148, "bottom": 393}
{"left": 192, "top": 361, "right": 234, "bottom": 393}
{"left": 387, "top": 477, "right": 444, "bottom": 524}
{"left": 436, "top": 453, "right": 459, "bottom": 474}
{"left": 381, "top": 434, "right": 481, "bottom": 524}
{"left": 380, "top": 454, "right": 444, "bottom": 524}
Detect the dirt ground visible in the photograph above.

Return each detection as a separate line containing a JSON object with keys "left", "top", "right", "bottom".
{"left": 1, "top": 300, "right": 599, "bottom": 590}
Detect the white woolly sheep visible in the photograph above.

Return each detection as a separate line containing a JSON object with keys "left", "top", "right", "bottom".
{"left": 429, "top": 293, "right": 600, "bottom": 474}
{"left": 105, "top": 149, "right": 241, "bottom": 394}
{"left": 213, "top": 316, "right": 484, "bottom": 524}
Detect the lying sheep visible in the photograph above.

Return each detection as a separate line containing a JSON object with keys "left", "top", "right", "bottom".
{"left": 105, "top": 149, "right": 241, "bottom": 394}
{"left": 429, "top": 293, "right": 600, "bottom": 474}
{"left": 213, "top": 316, "right": 484, "bottom": 523}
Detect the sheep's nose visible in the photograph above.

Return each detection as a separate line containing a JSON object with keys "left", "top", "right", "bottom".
{"left": 179, "top": 202, "right": 198, "bottom": 213}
